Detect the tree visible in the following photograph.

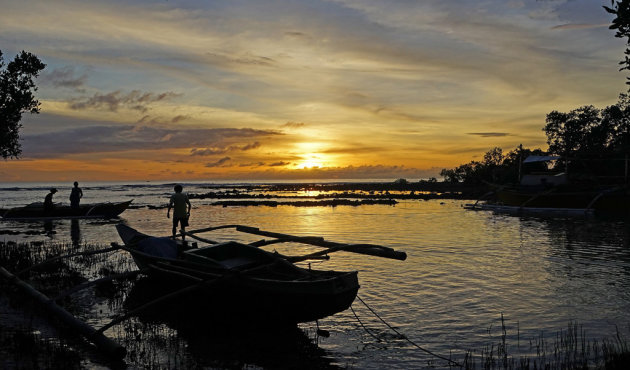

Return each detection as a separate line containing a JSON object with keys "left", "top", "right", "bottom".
{"left": 1, "top": 50, "right": 46, "bottom": 159}
{"left": 542, "top": 106, "right": 603, "bottom": 158}
{"left": 605, "top": 1, "right": 630, "bottom": 85}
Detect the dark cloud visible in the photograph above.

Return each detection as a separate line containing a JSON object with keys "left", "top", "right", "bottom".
{"left": 191, "top": 147, "right": 226, "bottom": 156}
{"left": 69, "top": 90, "right": 181, "bottom": 113}
{"left": 172, "top": 115, "right": 188, "bottom": 123}
{"left": 281, "top": 121, "right": 306, "bottom": 128}
{"left": 551, "top": 23, "right": 608, "bottom": 30}
{"left": 241, "top": 142, "right": 261, "bottom": 150}
{"left": 22, "top": 125, "right": 278, "bottom": 157}
{"left": 467, "top": 132, "right": 510, "bottom": 137}
{"left": 190, "top": 142, "right": 261, "bottom": 156}
{"left": 40, "top": 66, "right": 88, "bottom": 91}
{"left": 205, "top": 156, "right": 231, "bottom": 167}
{"left": 284, "top": 31, "right": 308, "bottom": 38}
{"left": 206, "top": 52, "right": 277, "bottom": 67}
{"left": 222, "top": 165, "right": 442, "bottom": 181}
{"left": 137, "top": 114, "right": 190, "bottom": 125}
{"left": 239, "top": 162, "right": 266, "bottom": 167}
{"left": 268, "top": 161, "right": 291, "bottom": 167}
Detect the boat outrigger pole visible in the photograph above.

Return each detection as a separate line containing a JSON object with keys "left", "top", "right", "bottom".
{"left": 181, "top": 224, "right": 407, "bottom": 261}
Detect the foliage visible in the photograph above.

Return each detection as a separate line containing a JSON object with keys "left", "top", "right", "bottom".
{"left": 605, "top": 1, "right": 630, "bottom": 86}
{"left": 0, "top": 50, "right": 46, "bottom": 159}
{"left": 542, "top": 94, "right": 630, "bottom": 177}
{"left": 441, "top": 94, "right": 630, "bottom": 185}
{"left": 440, "top": 146, "right": 545, "bottom": 185}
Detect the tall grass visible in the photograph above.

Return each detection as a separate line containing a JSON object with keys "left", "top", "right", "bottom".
{"left": 462, "top": 314, "right": 630, "bottom": 369}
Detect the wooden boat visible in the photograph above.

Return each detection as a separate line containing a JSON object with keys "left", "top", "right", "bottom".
{"left": 473, "top": 155, "right": 630, "bottom": 215}
{"left": 115, "top": 224, "right": 406, "bottom": 324}
{"left": 494, "top": 187, "right": 630, "bottom": 213}
{"left": 0, "top": 200, "right": 133, "bottom": 220}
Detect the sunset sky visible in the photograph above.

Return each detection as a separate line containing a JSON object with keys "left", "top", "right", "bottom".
{"left": 0, "top": 0, "right": 626, "bottom": 182}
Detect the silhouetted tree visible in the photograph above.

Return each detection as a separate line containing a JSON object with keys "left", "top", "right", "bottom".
{"left": 542, "top": 105, "right": 603, "bottom": 158}
{"left": 440, "top": 146, "right": 544, "bottom": 185}
{"left": 1, "top": 50, "right": 46, "bottom": 159}
{"left": 605, "top": 0, "right": 630, "bottom": 86}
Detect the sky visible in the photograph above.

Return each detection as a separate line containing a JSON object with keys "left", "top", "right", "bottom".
{"left": 0, "top": 0, "right": 627, "bottom": 182}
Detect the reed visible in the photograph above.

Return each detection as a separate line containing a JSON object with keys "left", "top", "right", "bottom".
{"left": 462, "top": 315, "right": 630, "bottom": 370}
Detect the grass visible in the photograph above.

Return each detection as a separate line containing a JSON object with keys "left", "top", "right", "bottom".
{"left": 461, "top": 314, "right": 630, "bottom": 370}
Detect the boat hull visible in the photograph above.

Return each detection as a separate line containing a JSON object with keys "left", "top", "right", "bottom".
{"left": 1, "top": 200, "right": 133, "bottom": 220}
{"left": 495, "top": 189, "right": 630, "bottom": 213}
{"left": 117, "top": 224, "right": 360, "bottom": 324}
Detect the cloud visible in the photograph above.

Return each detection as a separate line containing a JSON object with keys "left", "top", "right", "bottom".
{"left": 138, "top": 114, "right": 190, "bottom": 125}
{"left": 69, "top": 90, "right": 181, "bottom": 113}
{"left": 281, "top": 122, "right": 306, "bottom": 129}
{"left": 551, "top": 23, "right": 609, "bottom": 30}
{"left": 205, "top": 156, "right": 231, "bottom": 167}
{"left": 239, "top": 161, "right": 266, "bottom": 167}
{"left": 467, "top": 132, "right": 510, "bottom": 137}
{"left": 268, "top": 161, "right": 291, "bottom": 167}
{"left": 220, "top": 164, "right": 443, "bottom": 181}
{"left": 190, "top": 141, "right": 261, "bottom": 156}
{"left": 40, "top": 66, "right": 88, "bottom": 91}
{"left": 22, "top": 126, "right": 278, "bottom": 158}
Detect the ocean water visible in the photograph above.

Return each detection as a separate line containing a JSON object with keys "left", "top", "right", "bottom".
{"left": 1, "top": 181, "right": 630, "bottom": 368}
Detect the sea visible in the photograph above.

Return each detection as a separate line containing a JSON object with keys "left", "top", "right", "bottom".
{"left": 1, "top": 180, "right": 630, "bottom": 369}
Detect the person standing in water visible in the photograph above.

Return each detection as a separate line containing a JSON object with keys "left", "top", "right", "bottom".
{"left": 167, "top": 184, "right": 191, "bottom": 239}
{"left": 69, "top": 181, "right": 83, "bottom": 209}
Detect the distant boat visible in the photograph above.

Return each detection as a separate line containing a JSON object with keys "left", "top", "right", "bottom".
{"left": 0, "top": 200, "right": 133, "bottom": 220}
{"left": 470, "top": 155, "right": 630, "bottom": 215}
{"left": 114, "top": 224, "right": 405, "bottom": 324}
{"left": 494, "top": 187, "right": 630, "bottom": 213}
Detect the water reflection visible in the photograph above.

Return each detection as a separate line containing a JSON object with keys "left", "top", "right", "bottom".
{"left": 43, "top": 220, "right": 55, "bottom": 238}
{"left": 71, "top": 219, "right": 81, "bottom": 247}
{"left": 124, "top": 277, "right": 341, "bottom": 369}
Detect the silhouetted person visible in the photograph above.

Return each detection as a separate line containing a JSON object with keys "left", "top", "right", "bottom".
{"left": 167, "top": 184, "right": 191, "bottom": 239}
{"left": 70, "top": 181, "right": 83, "bottom": 209}
{"left": 44, "top": 188, "right": 57, "bottom": 214}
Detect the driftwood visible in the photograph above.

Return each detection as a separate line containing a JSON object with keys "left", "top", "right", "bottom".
{"left": 0, "top": 266, "right": 126, "bottom": 359}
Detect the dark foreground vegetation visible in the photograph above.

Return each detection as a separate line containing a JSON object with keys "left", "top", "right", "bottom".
{"left": 0, "top": 240, "right": 628, "bottom": 369}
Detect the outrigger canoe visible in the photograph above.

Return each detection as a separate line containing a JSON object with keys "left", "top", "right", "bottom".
{"left": 1, "top": 200, "right": 133, "bottom": 220}
{"left": 115, "top": 224, "right": 406, "bottom": 324}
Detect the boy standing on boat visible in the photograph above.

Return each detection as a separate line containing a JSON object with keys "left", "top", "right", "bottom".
{"left": 167, "top": 184, "right": 191, "bottom": 240}
{"left": 70, "top": 181, "right": 83, "bottom": 209}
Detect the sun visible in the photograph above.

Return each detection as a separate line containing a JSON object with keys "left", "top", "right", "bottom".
{"left": 299, "top": 158, "right": 323, "bottom": 169}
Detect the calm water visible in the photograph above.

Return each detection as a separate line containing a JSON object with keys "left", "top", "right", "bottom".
{"left": 1, "top": 181, "right": 630, "bottom": 368}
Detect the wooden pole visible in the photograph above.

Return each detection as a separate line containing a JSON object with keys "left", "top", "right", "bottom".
{"left": 235, "top": 226, "right": 407, "bottom": 261}
{"left": 181, "top": 224, "right": 406, "bottom": 260}
{"left": 0, "top": 266, "right": 126, "bottom": 359}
